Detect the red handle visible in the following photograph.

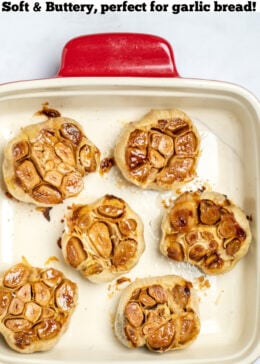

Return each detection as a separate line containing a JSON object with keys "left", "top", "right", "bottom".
{"left": 57, "top": 33, "right": 179, "bottom": 78}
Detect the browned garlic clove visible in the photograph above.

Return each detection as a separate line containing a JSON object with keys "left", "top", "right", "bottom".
{"left": 199, "top": 200, "right": 221, "bottom": 225}
{"left": 88, "top": 222, "right": 113, "bottom": 258}
{"left": 112, "top": 239, "right": 137, "bottom": 268}
{"left": 175, "top": 132, "right": 197, "bottom": 156}
{"left": 15, "top": 160, "right": 41, "bottom": 191}
{"left": 66, "top": 237, "right": 88, "bottom": 268}
{"left": 3, "top": 264, "right": 30, "bottom": 289}
{"left": 12, "top": 141, "right": 29, "bottom": 161}
{"left": 125, "top": 302, "right": 144, "bottom": 328}
{"left": 60, "top": 123, "right": 82, "bottom": 145}
{"left": 32, "top": 184, "right": 62, "bottom": 205}
{"left": 24, "top": 302, "right": 42, "bottom": 323}
{"left": 36, "top": 319, "right": 61, "bottom": 340}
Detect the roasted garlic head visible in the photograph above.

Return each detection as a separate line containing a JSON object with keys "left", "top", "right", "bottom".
{"left": 160, "top": 191, "right": 252, "bottom": 274}
{"left": 114, "top": 109, "right": 200, "bottom": 190}
{"left": 3, "top": 116, "right": 100, "bottom": 206}
{"left": 114, "top": 275, "right": 200, "bottom": 352}
{"left": 61, "top": 195, "right": 145, "bottom": 283}
{"left": 0, "top": 263, "right": 78, "bottom": 353}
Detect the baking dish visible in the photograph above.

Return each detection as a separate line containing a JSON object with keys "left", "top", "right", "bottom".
{"left": 0, "top": 33, "right": 259, "bottom": 364}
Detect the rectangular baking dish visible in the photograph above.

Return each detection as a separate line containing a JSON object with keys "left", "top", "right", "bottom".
{"left": 0, "top": 33, "right": 259, "bottom": 364}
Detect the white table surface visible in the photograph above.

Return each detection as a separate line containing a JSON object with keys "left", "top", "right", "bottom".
{"left": 0, "top": 11, "right": 259, "bottom": 364}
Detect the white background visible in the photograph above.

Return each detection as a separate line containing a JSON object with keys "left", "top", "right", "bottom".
{"left": 0, "top": 7, "right": 259, "bottom": 364}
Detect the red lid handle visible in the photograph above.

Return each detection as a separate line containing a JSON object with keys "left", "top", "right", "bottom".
{"left": 57, "top": 33, "right": 179, "bottom": 78}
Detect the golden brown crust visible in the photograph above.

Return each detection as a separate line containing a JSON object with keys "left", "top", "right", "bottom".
{"left": 61, "top": 195, "right": 145, "bottom": 283}
{"left": 160, "top": 191, "right": 252, "bottom": 274}
{"left": 114, "top": 109, "right": 200, "bottom": 191}
{"left": 114, "top": 275, "right": 200, "bottom": 352}
{"left": 0, "top": 263, "right": 78, "bottom": 353}
{"left": 2, "top": 116, "right": 100, "bottom": 206}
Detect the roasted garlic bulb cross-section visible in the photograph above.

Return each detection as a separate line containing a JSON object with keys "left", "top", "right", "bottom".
{"left": 2, "top": 115, "right": 100, "bottom": 206}
{"left": 114, "top": 275, "right": 200, "bottom": 352}
{"left": 61, "top": 195, "right": 145, "bottom": 283}
{"left": 114, "top": 109, "right": 200, "bottom": 190}
{"left": 160, "top": 191, "right": 252, "bottom": 274}
{"left": 0, "top": 263, "right": 78, "bottom": 353}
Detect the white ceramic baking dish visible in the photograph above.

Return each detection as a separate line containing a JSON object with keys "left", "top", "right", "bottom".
{"left": 0, "top": 33, "right": 259, "bottom": 364}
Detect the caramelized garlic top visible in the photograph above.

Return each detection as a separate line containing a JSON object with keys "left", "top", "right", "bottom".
{"left": 61, "top": 195, "right": 145, "bottom": 283}
{"left": 3, "top": 115, "right": 100, "bottom": 206}
{"left": 0, "top": 263, "right": 77, "bottom": 353}
{"left": 160, "top": 191, "right": 252, "bottom": 274}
